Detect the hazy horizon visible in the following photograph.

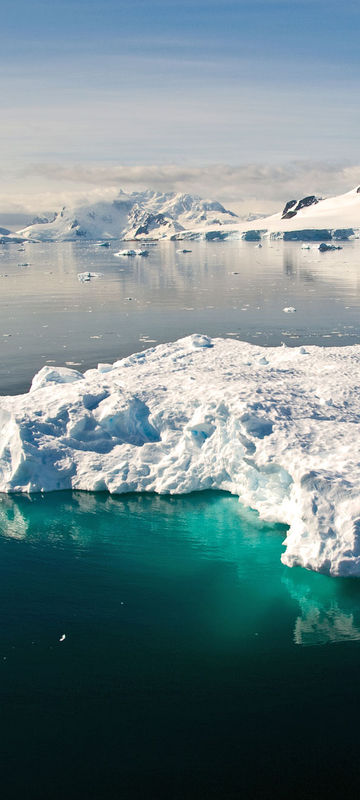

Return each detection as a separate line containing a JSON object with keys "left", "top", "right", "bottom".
{"left": 2, "top": 0, "right": 360, "bottom": 215}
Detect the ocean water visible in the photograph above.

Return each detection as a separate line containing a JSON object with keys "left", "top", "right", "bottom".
{"left": 1, "top": 239, "right": 360, "bottom": 393}
{"left": 1, "top": 491, "right": 360, "bottom": 800}
{"left": 2, "top": 240, "right": 360, "bottom": 798}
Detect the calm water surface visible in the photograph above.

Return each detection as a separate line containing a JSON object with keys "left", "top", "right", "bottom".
{"left": 1, "top": 240, "right": 360, "bottom": 798}
{"left": 1, "top": 491, "right": 360, "bottom": 799}
{"left": 1, "top": 238, "right": 360, "bottom": 393}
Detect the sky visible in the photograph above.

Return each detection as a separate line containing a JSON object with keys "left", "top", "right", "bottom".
{"left": 1, "top": 0, "right": 360, "bottom": 214}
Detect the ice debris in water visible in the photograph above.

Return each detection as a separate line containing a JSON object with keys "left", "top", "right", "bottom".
{"left": 59, "top": 634, "right": 66, "bottom": 642}
{"left": 318, "top": 243, "right": 342, "bottom": 252}
{"left": 114, "top": 249, "right": 148, "bottom": 257}
{"left": 77, "top": 272, "right": 103, "bottom": 282}
{"left": 283, "top": 307, "right": 296, "bottom": 313}
{"left": 2, "top": 333, "right": 360, "bottom": 577}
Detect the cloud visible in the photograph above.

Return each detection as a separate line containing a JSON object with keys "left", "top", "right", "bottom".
{"left": 1, "top": 161, "right": 359, "bottom": 216}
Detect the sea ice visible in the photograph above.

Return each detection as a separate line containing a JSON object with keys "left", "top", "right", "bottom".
{"left": 114, "top": 249, "right": 149, "bottom": 257}
{"left": 77, "top": 272, "right": 103, "bottom": 282}
{"left": 319, "top": 243, "right": 343, "bottom": 252}
{"left": 1, "top": 334, "right": 360, "bottom": 577}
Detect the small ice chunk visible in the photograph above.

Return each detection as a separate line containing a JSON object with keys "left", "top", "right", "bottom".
{"left": 114, "top": 249, "right": 148, "bottom": 257}
{"left": 30, "top": 365, "right": 84, "bottom": 392}
{"left": 283, "top": 307, "right": 296, "bottom": 313}
{"left": 77, "top": 272, "right": 103, "bottom": 282}
{"left": 189, "top": 334, "right": 213, "bottom": 348}
{"left": 59, "top": 634, "right": 66, "bottom": 642}
{"left": 318, "top": 243, "right": 342, "bottom": 252}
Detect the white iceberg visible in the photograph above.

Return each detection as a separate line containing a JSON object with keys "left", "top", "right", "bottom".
{"left": 1, "top": 334, "right": 360, "bottom": 577}
{"left": 114, "top": 249, "right": 149, "bottom": 257}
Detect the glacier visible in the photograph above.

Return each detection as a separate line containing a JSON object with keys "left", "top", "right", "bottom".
{"left": 1, "top": 334, "right": 360, "bottom": 578}
{"left": 16, "top": 190, "right": 238, "bottom": 242}
{"left": 13, "top": 185, "right": 360, "bottom": 243}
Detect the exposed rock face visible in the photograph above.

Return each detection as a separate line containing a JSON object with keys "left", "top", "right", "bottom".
{"left": 282, "top": 200, "right": 297, "bottom": 217}
{"left": 282, "top": 195, "right": 320, "bottom": 219}
{"left": 18, "top": 191, "right": 239, "bottom": 242}
{"left": 295, "top": 195, "right": 319, "bottom": 212}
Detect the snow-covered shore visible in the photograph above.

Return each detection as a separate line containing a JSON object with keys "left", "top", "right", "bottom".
{"left": 10, "top": 186, "right": 360, "bottom": 243}
{"left": 1, "top": 334, "right": 360, "bottom": 577}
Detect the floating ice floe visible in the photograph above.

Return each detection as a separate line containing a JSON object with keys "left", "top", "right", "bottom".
{"left": 283, "top": 307, "right": 296, "bottom": 313}
{"left": 77, "top": 272, "right": 103, "bottom": 282}
{"left": 2, "top": 333, "right": 360, "bottom": 577}
{"left": 319, "top": 243, "right": 343, "bottom": 252}
{"left": 114, "top": 249, "right": 149, "bottom": 257}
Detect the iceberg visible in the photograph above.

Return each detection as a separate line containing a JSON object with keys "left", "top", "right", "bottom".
{"left": 114, "top": 249, "right": 149, "bottom": 257}
{"left": 1, "top": 334, "right": 360, "bottom": 577}
{"left": 77, "top": 271, "right": 103, "bottom": 282}
{"left": 318, "top": 243, "right": 343, "bottom": 252}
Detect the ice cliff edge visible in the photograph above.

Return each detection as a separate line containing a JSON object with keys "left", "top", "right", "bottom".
{"left": 1, "top": 334, "right": 360, "bottom": 577}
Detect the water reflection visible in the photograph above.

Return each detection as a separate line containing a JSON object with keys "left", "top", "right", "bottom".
{"left": 2, "top": 490, "right": 360, "bottom": 648}
{"left": 284, "top": 572, "right": 360, "bottom": 646}
{"left": 2, "top": 239, "right": 360, "bottom": 394}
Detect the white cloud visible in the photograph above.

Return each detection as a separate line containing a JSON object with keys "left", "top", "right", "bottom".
{"left": 0, "top": 161, "right": 358, "bottom": 217}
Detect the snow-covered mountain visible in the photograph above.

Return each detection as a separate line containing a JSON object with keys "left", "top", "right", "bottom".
{"left": 17, "top": 190, "right": 238, "bottom": 242}
{"left": 174, "top": 186, "right": 360, "bottom": 241}
{"left": 254, "top": 186, "right": 360, "bottom": 238}
{"left": 12, "top": 185, "right": 360, "bottom": 243}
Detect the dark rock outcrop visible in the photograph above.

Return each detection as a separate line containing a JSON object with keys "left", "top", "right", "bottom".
{"left": 282, "top": 195, "right": 320, "bottom": 220}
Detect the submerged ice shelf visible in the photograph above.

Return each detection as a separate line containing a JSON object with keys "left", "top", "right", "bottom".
{"left": 1, "top": 334, "right": 360, "bottom": 577}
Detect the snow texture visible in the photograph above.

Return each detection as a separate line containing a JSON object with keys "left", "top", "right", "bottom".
{"left": 15, "top": 186, "right": 360, "bottom": 243}
{"left": 17, "top": 190, "right": 238, "bottom": 242}
{"left": 114, "top": 249, "right": 149, "bottom": 257}
{"left": 1, "top": 334, "right": 360, "bottom": 578}
{"left": 174, "top": 187, "right": 360, "bottom": 242}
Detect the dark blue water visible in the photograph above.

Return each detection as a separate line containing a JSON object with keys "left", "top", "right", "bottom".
{"left": 1, "top": 491, "right": 360, "bottom": 799}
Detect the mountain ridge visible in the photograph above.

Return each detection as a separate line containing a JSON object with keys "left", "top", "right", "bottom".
{"left": 4, "top": 185, "right": 360, "bottom": 243}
